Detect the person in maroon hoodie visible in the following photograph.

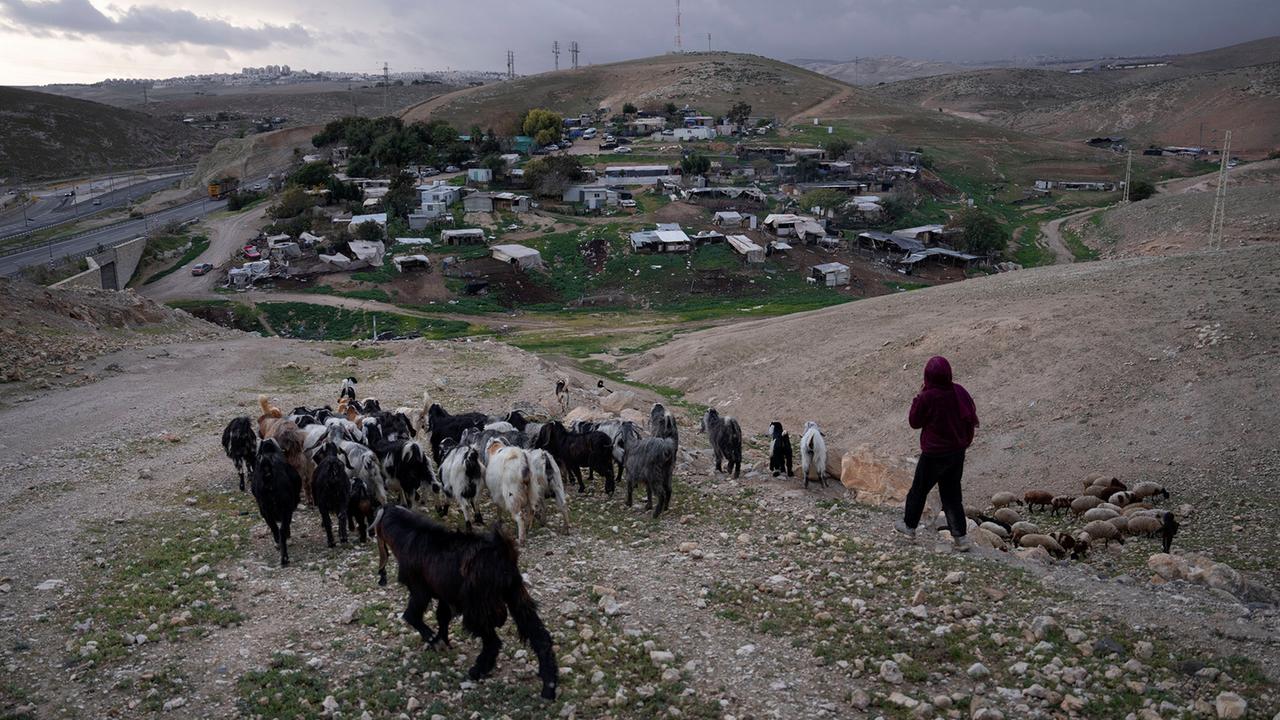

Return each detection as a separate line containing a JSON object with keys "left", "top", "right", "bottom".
{"left": 894, "top": 356, "right": 980, "bottom": 551}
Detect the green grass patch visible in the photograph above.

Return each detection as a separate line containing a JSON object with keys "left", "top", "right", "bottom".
{"left": 1061, "top": 224, "right": 1100, "bottom": 262}
{"left": 142, "top": 235, "right": 210, "bottom": 285}
{"left": 258, "top": 302, "right": 474, "bottom": 341}
{"left": 165, "top": 299, "right": 267, "bottom": 335}
{"left": 327, "top": 346, "right": 390, "bottom": 360}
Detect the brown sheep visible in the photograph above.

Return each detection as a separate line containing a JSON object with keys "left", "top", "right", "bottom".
{"left": 1070, "top": 496, "right": 1103, "bottom": 515}
{"left": 991, "top": 491, "right": 1021, "bottom": 509}
{"left": 1122, "top": 502, "right": 1155, "bottom": 516}
{"left": 994, "top": 507, "right": 1022, "bottom": 526}
{"left": 1083, "top": 520, "right": 1124, "bottom": 547}
{"left": 1019, "top": 533, "right": 1067, "bottom": 558}
{"left": 1010, "top": 521, "right": 1039, "bottom": 544}
{"left": 1131, "top": 481, "right": 1169, "bottom": 500}
{"left": 1024, "top": 490, "right": 1054, "bottom": 513}
{"left": 1108, "top": 516, "right": 1130, "bottom": 536}
{"left": 1127, "top": 514, "right": 1164, "bottom": 537}
{"left": 1051, "top": 495, "right": 1074, "bottom": 515}
{"left": 1082, "top": 507, "right": 1120, "bottom": 523}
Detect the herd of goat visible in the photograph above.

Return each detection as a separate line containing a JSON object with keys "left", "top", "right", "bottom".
{"left": 217, "top": 376, "right": 1180, "bottom": 699}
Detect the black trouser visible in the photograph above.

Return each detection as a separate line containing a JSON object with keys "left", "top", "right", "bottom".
{"left": 903, "top": 450, "right": 967, "bottom": 537}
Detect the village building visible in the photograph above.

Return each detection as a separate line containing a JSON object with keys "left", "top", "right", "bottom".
{"left": 391, "top": 255, "right": 431, "bottom": 272}
{"left": 726, "top": 234, "right": 765, "bottom": 264}
{"left": 463, "top": 191, "right": 530, "bottom": 214}
{"left": 630, "top": 224, "right": 692, "bottom": 253}
{"left": 810, "top": 262, "right": 851, "bottom": 287}
{"left": 563, "top": 185, "right": 620, "bottom": 208}
{"left": 440, "top": 228, "right": 487, "bottom": 246}
{"left": 712, "top": 211, "right": 750, "bottom": 228}
{"left": 490, "top": 244, "right": 544, "bottom": 270}
{"left": 603, "top": 165, "right": 680, "bottom": 185}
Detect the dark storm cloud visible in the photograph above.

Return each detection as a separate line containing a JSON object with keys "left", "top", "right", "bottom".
{"left": 0, "top": 0, "right": 311, "bottom": 49}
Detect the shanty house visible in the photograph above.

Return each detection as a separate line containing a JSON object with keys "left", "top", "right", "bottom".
{"left": 490, "top": 244, "right": 544, "bottom": 270}
{"left": 893, "top": 224, "right": 947, "bottom": 245}
{"left": 630, "top": 225, "right": 692, "bottom": 253}
{"left": 440, "top": 228, "right": 486, "bottom": 246}
{"left": 897, "top": 248, "right": 980, "bottom": 274}
{"left": 563, "top": 185, "right": 619, "bottom": 208}
{"left": 810, "top": 262, "right": 851, "bottom": 287}
{"left": 726, "top": 234, "right": 765, "bottom": 264}
{"left": 713, "top": 211, "right": 748, "bottom": 228}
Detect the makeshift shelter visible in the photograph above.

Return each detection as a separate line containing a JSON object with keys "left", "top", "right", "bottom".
{"left": 441, "top": 229, "right": 486, "bottom": 246}
{"left": 347, "top": 240, "right": 386, "bottom": 268}
{"left": 713, "top": 211, "right": 746, "bottom": 227}
{"left": 392, "top": 255, "right": 431, "bottom": 272}
{"left": 811, "top": 262, "right": 851, "bottom": 287}
{"left": 726, "top": 234, "right": 765, "bottom": 264}
{"left": 629, "top": 226, "right": 692, "bottom": 253}
{"left": 490, "top": 244, "right": 544, "bottom": 270}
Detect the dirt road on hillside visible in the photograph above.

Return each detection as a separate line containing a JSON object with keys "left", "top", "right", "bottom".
{"left": 1040, "top": 206, "right": 1104, "bottom": 264}
{"left": 144, "top": 205, "right": 269, "bottom": 301}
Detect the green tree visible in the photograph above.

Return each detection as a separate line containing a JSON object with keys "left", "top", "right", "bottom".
{"left": 354, "top": 220, "right": 384, "bottom": 242}
{"left": 480, "top": 154, "right": 508, "bottom": 183}
{"left": 524, "top": 155, "right": 585, "bottom": 197}
{"left": 346, "top": 154, "right": 376, "bottom": 178}
{"left": 383, "top": 172, "right": 418, "bottom": 221}
{"left": 947, "top": 207, "right": 1009, "bottom": 256}
{"left": 1128, "top": 179, "right": 1156, "bottom": 201}
{"left": 726, "top": 101, "right": 752, "bottom": 125}
{"left": 680, "top": 153, "right": 711, "bottom": 177}
{"left": 290, "top": 161, "right": 333, "bottom": 188}
{"left": 799, "top": 189, "right": 847, "bottom": 213}
{"left": 521, "top": 108, "right": 563, "bottom": 147}
{"left": 268, "top": 187, "right": 312, "bottom": 220}
{"left": 793, "top": 156, "right": 821, "bottom": 182}
{"left": 825, "top": 139, "right": 852, "bottom": 160}
{"left": 622, "top": 102, "right": 637, "bottom": 115}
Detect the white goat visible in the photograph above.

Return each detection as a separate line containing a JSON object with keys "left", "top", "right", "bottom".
{"left": 439, "top": 443, "right": 486, "bottom": 528}
{"left": 528, "top": 448, "right": 570, "bottom": 532}
{"left": 800, "top": 421, "right": 828, "bottom": 489}
{"left": 483, "top": 439, "right": 536, "bottom": 545}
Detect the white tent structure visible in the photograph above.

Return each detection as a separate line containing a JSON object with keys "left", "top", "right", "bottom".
{"left": 490, "top": 244, "right": 544, "bottom": 270}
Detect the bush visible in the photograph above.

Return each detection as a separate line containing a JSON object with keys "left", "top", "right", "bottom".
{"left": 1128, "top": 180, "right": 1156, "bottom": 202}
{"left": 946, "top": 207, "right": 1009, "bottom": 256}
{"left": 289, "top": 162, "right": 333, "bottom": 188}
{"left": 227, "top": 190, "right": 265, "bottom": 211}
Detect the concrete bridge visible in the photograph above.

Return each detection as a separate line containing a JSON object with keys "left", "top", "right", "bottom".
{"left": 51, "top": 236, "right": 147, "bottom": 291}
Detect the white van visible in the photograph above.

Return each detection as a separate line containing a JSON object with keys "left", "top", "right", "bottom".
{"left": 582, "top": 128, "right": 597, "bottom": 139}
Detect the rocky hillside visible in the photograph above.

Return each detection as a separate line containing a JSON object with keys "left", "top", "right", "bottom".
{"left": 402, "top": 52, "right": 851, "bottom": 130}
{"left": 0, "top": 279, "right": 225, "bottom": 390}
{"left": 793, "top": 56, "right": 972, "bottom": 85}
{"left": 627, "top": 244, "right": 1280, "bottom": 575}
{"left": 872, "top": 68, "right": 1117, "bottom": 121}
{"left": 0, "top": 87, "right": 218, "bottom": 180}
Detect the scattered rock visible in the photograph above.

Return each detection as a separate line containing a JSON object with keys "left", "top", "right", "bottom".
{"left": 1031, "top": 615, "right": 1058, "bottom": 641}
{"left": 967, "top": 662, "right": 990, "bottom": 679}
{"left": 35, "top": 579, "right": 65, "bottom": 591}
{"left": 162, "top": 697, "right": 186, "bottom": 712}
{"left": 880, "top": 659, "right": 903, "bottom": 684}
{"left": 1214, "top": 692, "right": 1247, "bottom": 719}
{"left": 322, "top": 695, "right": 339, "bottom": 715}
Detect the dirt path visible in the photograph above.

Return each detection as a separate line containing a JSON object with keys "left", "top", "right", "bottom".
{"left": 786, "top": 85, "right": 855, "bottom": 126}
{"left": 1040, "top": 206, "right": 1104, "bottom": 264}
{"left": 144, "top": 204, "right": 269, "bottom": 301}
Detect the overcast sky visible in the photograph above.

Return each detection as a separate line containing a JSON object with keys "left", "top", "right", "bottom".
{"left": 1, "top": 0, "right": 1278, "bottom": 85}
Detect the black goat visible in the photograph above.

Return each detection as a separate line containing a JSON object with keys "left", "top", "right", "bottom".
{"left": 375, "top": 507, "right": 559, "bottom": 700}
{"left": 251, "top": 438, "right": 302, "bottom": 567}
{"left": 700, "top": 409, "right": 742, "bottom": 478}
{"left": 533, "top": 422, "right": 615, "bottom": 495}
{"left": 426, "top": 403, "right": 489, "bottom": 463}
{"left": 221, "top": 416, "right": 258, "bottom": 492}
{"left": 1161, "top": 511, "right": 1180, "bottom": 553}
{"left": 364, "top": 410, "right": 416, "bottom": 448}
{"left": 377, "top": 439, "right": 438, "bottom": 511}
{"left": 650, "top": 403, "right": 680, "bottom": 453}
{"left": 312, "top": 443, "right": 351, "bottom": 547}
{"left": 624, "top": 438, "right": 676, "bottom": 518}
{"left": 768, "top": 421, "right": 794, "bottom": 478}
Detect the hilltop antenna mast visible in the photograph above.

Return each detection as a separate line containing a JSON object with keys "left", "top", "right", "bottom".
{"left": 1209, "top": 130, "right": 1232, "bottom": 248}
{"left": 506, "top": 50, "right": 515, "bottom": 80}
{"left": 553, "top": 41, "right": 560, "bottom": 71}
{"left": 382, "top": 61, "right": 389, "bottom": 115}
{"left": 675, "top": 0, "right": 682, "bottom": 53}
{"left": 707, "top": 33, "right": 712, "bottom": 52}
{"left": 570, "top": 41, "right": 579, "bottom": 69}
{"left": 1120, "top": 150, "right": 1132, "bottom": 204}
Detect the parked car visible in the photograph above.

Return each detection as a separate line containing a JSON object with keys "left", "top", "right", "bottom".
{"left": 250, "top": 183, "right": 263, "bottom": 191}
{"left": 190, "top": 263, "right": 214, "bottom": 276}
{"left": 616, "top": 137, "right": 632, "bottom": 145}
{"left": 599, "top": 141, "right": 617, "bottom": 150}
{"left": 582, "top": 128, "right": 597, "bottom": 139}
{"left": 243, "top": 245, "right": 262, "bottom": 260}
{"left": 445, "top": 165, "right": 460, "bottom": 173}
{"left": 544, "top": 144, "right": 560, "bottom": 152}
{"left": 619, "top": 199, "right": 637, "bottom": 208}
{"left": 614, "top": 146, "right": 632, "bottom": 154}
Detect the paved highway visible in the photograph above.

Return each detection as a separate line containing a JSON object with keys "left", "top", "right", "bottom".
{"left": 0, "top": 173, "right": 189, "bottom": 240}
{"left": 0, "top": 196, "right": 227, "bottom": 278}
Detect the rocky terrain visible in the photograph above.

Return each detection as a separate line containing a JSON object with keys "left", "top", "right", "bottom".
{"left": 0, "top": 267, "right": 1276, "bottom": 720}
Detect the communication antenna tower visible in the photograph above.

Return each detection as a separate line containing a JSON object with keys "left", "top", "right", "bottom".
{"left": 707, "top": 33, "right": 712, "bottom": 52}
{"left": 382, "top": 61, "right": 389, "bottom": 114}
{"left": 1209, "top": 130, "right": 1232, "bottom": 249}
{"left": 675, "top": 0, "right": 683, "bottom": 53}
{"left": 553, "top": 41, "right": 560, "bottom": 71}
{"left": 1120, "top": 150, "right": 1132, "bottom": 204}
{"left": 570, "top": 41, "right": 580, "bottom": 69}
{"left": 506, "top": 50, "right": 515, "bottom": 80}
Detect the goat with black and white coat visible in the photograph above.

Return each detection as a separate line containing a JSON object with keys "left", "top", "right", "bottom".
{"left": 700, "top": 409, "right": 742, "bottom": 478}
{"left": 439, "top": 441, "right": 487, "bottom": 529}
{"left": 221, "top": 416, "right": 258, "bottom": 491}
{"left": 768, "top": 422, "right": 794, "bottom": 478}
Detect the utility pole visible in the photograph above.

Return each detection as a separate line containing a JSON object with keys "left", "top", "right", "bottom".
{"left": 1209, "top": 130, "right": 1232, "bottom": 249}
{"left": 674, "top": 0, "right": 683, "bottom": 53}
{"left": 570, "top": 42, "right": 579, "bottom": 70}
{"left": 1120, "top": 150, "right": 1132, "bottom": 204}
{"left": 382, "top": 61, "right": 390, "bottom": 115}
{"left": 349, "top": 83, "right": 357, "bottom": 116}
{"left": 507, "top": 50, "right": 515, "bottom": 80}
{"left": 707, "top": 33, "right": 711, "bottom": 52}
{"left": 553, "top": 41, "right": 560, "bottom": 71}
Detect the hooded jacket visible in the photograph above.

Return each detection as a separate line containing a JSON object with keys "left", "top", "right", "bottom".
{"left": 908, "top": 356, "right": 979, "bottom": 455}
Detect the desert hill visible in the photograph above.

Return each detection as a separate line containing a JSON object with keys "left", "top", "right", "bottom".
{"left": 627, "top": 243, "right": 1280, "bottom": 572}
{"left": 872, "top": 68, "right": 1117, "bottom": 122}
{"left": 0, "top": 86, "right": 218, "bottom": 180}
{"left": 792, "top": 55, "right": 972, "bottom": 86}
{"left": 402, "top": 52, "right": 851, "bottom": 129}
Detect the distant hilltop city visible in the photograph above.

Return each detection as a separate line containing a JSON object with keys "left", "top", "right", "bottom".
{"left": 83, "top": 66, "right": 507, "bottom": 89}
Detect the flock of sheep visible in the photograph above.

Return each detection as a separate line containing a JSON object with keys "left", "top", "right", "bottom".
{"left": 954, "top": 474, "right": 1180, "bottom": 560}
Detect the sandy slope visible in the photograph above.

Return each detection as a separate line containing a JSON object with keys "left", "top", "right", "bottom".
{"left": 627, "top": 245, "right": 1280, "bottom": 514}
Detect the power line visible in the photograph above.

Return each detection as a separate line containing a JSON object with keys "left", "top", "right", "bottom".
{"left": 1209, "top": 130, "right": 1232, "bottom": 249}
